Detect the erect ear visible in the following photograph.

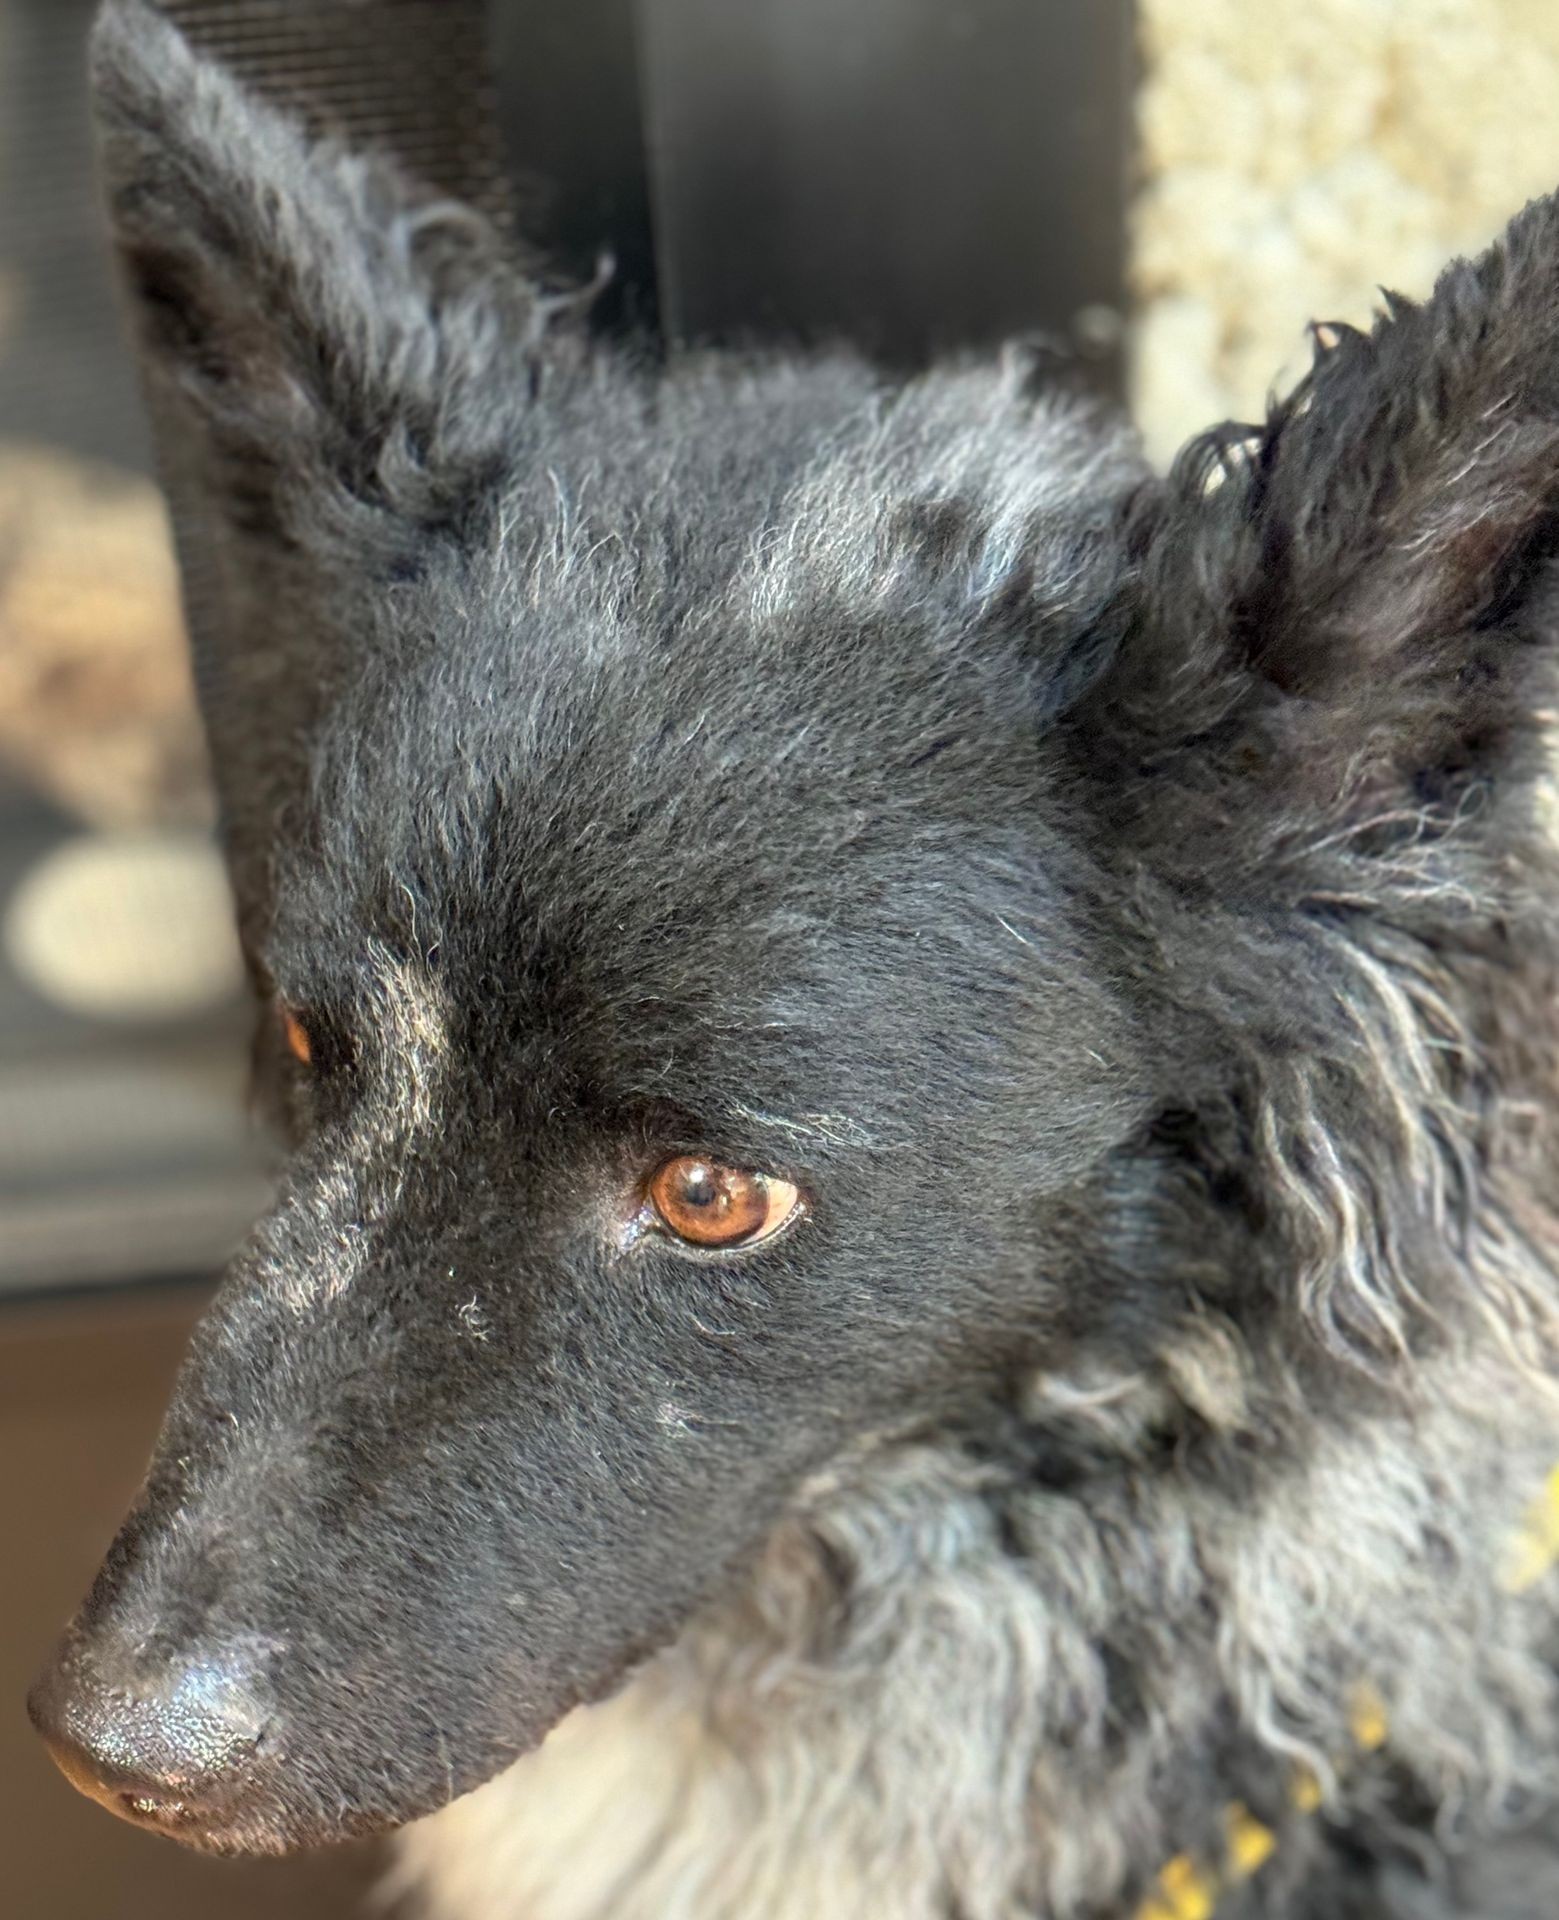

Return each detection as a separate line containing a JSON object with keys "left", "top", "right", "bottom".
{"left": 89, "top": 0, "right": 558, "bottom": 950}
{"left": 1096, "top": 189, "right": 1559, "bottom": 849}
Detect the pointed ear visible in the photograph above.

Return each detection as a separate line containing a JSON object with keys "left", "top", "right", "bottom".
{"left": 1105, "top": 189, "right": 1559, "bottom": 836}
{"left": 89, "top": 0, "right": 555, "bottom": 948}
{"left": 91, "top": 0, "right": 545, "bottom": 551}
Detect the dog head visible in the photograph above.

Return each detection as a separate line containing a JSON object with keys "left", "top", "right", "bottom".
{"left": 31, "top": 0, "right": 1559, "bottom": 1853}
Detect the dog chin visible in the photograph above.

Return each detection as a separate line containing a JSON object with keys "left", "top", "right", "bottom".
{"left": 163, "top": 1818, "right": 301, "bottom": 1858}
{"left": 137, "top": 1794, "right": 407, "bottom": 1856}
{"left": 150, "top": 1707, "right": 579, "bottom": 1855}
{"left": 99, "top": 1760, "right": 485, "bottom": 1856}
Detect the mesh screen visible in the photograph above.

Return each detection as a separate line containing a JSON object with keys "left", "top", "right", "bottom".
{"left": 160, "top": 0, "right": 513, "bottom": 226}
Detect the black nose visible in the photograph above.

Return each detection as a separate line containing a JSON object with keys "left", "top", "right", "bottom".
{"left": 29, "top": 1634, "right": 271, "bottom": 1834}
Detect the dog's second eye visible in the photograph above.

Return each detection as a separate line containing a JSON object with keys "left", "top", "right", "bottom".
{"left": 280, "top": 1005, "right": 313, "bottom": 1067}
{"left": 646, "top": 1156, "right": 801, "bottom": 1250}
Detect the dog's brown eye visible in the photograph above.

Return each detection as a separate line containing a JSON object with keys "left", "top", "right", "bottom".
{"left": 279, "top": 1004, "right": 312, "bottom": 1067}
{"left": 646, "top": 1156, "right": 801, "bottom": 1250}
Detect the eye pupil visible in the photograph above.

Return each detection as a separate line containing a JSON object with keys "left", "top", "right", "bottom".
{"left": 678, "top": 1164, "right": 720, "bottom": 1211}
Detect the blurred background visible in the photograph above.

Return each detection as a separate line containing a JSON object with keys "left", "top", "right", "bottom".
{"left": 1, "top": 0, "right": 1555, "bottom": 1913}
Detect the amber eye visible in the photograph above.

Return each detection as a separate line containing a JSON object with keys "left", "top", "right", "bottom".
{"left": 645, "top": 1156, "right": 802, "bottom": 1250}
{"left": 279, "top": 1004, "right": 313, "bottom": 1067}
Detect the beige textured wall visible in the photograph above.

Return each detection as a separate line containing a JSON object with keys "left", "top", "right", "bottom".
{"left": 1132, "top": 0, "right": 1559, "bottom": 467}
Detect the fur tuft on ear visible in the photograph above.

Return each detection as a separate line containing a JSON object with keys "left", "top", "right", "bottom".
{"left": 1052, "top": 196, "right": 1559, "bottom": 1375}
{"left": 90, "top": 0, "right": 549, "bottom": 553}
{"left": 1092, "top": 189, "right": 1559, "bottom": 842}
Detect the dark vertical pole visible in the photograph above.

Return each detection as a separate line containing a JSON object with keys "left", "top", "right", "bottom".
{"left": 634, "top": 0, "right": 1133, "bottom": 390}
{"left": 489, "top": 0, "right": 661, "bottom": 335}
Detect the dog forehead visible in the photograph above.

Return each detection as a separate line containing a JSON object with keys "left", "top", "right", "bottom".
{"left": 288, "top": 348, "right": 1142, "bottom": 889}
{"left": 313, "top": 575, "right": 977, "bottom": 890}
{"left": 284, "top": 624, "right": 1052, "bottom": 1112}
{"left": 332, "top": 695, "right": 858, "bottom": 993}
{"left": 278, "top": 363, "right": 1130, "bottom": 1024}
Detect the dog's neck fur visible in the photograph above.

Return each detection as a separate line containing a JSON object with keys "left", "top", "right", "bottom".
{"left": 392, "top": 1344, "right": 1559, "bottom": 1920}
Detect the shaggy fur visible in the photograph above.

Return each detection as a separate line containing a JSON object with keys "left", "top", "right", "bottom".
{"left": 29, "top": 3, "right": 1559, "bottom": 1915}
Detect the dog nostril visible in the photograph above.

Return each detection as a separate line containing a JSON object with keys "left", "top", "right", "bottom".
{"left": 29, "top": 1636, "right": 271, "bottom": 1829}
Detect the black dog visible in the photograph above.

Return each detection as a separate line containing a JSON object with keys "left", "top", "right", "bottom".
{"left": 31, "top": 5, "right": 1559, "bottom": 1916}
